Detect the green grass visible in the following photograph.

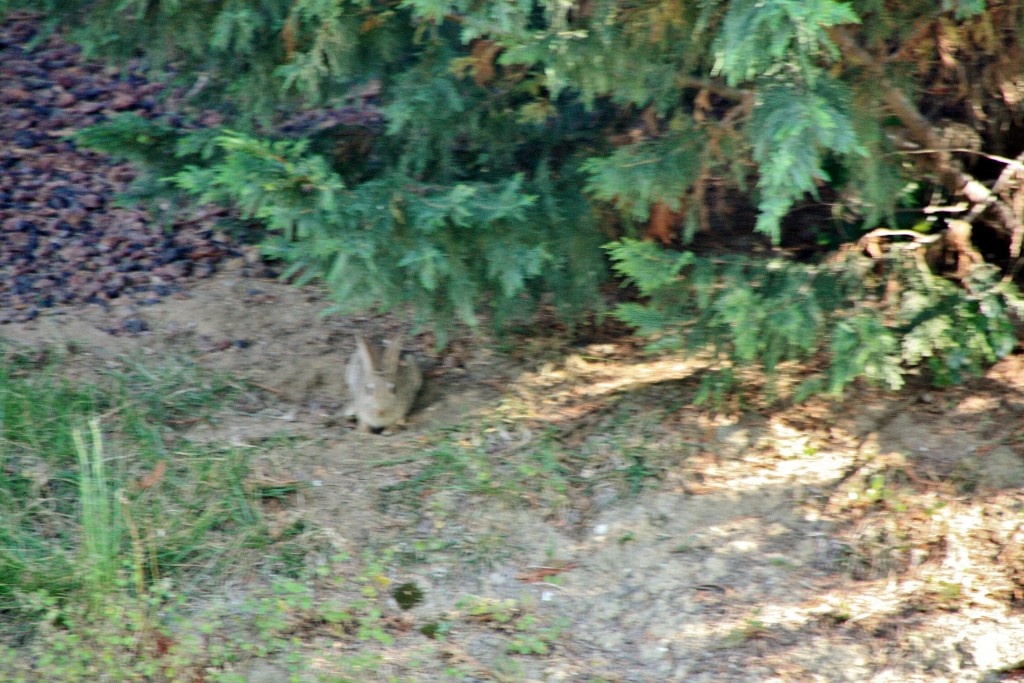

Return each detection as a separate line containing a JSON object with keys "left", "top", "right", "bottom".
{"left": 0, "top": 339, "right": 644, "bottom": 681}
{"left": 373, "top": 404, "right": 671, "bottom": 579}
{"left": 381, "top": 409, "right": 667, "bottom": 521}
{"left": 0, "top": 342, "right": 264, "bottom": 637}
{"left": 0, "top": 342, "right": 469, "bottom": 682}
{"left": 0, "top": 352, "right": 113, "bottom": 609}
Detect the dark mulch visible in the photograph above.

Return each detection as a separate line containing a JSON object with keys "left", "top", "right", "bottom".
{"left": 0, "top": 12, "right": 245, "bottom": 326}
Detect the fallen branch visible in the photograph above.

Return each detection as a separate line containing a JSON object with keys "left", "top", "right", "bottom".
{"left": 830, "top": 28, "right": 1022, "bottom": 248}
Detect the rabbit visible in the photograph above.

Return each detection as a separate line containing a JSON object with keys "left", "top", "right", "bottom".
{"left": 344, "top": 334, "right": 423, "bottom": 433}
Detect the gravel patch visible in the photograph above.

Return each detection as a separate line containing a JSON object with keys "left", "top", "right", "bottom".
{"left": 0, "top": 12, "right": 239, "bottom": 325}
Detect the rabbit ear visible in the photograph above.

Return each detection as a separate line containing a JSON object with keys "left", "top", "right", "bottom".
{"left": 355, "top": 336, "right": 378, "bottom": 371}
{"left": 382, "top": 335, "right": 404, "bottom": 377}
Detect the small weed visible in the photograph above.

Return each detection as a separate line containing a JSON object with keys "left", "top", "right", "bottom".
{"left": 453, "top": 595, "right": 564, "bottom": 656}
{"left": 392, "top": 581, "right": 425, "bottom": 609}
{"left": 863, "top": 474, "right": 892, "bottom": 506}
{"left": 507, "top": 615, "right": 567, "bottom": 655}
{"left": 0, "top": 347, "right": 282, "bottom": 679}
{"left": 934, "top": 580, "right": 962, "bottom": 602}
{"left": 917, "top": 580, "right": 964, "bottom": 611}
{"left": 73, "top": 420, "right": 121, "bottom": 605}
{"left": 721, "top": 609, "right": 771, "bottom": 647}
{"left": 820, "top": 606, "right": 852, "bottom": 625}
{"left": 109, "top": 353, "right": 239, "bottom": 429}
{"left": 1, "top": 542, "right": 451, "bottom": 682}
{"left": 382, "top": 414, "right": 665, "bottom": 535}
{"left": 420, "top": 620, "right": 452, "bottom": 640}
{"left": 457, "top": 595, "right": 521, "bottom": 625}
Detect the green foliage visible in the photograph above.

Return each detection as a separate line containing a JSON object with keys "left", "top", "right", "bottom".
{"left": 185, "top": 136, "right": 590, "bottom": 335}
{"left": 844, "top": 91, "right": 908, "bottom": 229}
{"left": 583, "top": 122, "right": 708, "bottom": 222}
{"left": 944, "top": 0, "right": 986, "bottom": 19}
{"left": 0, "top": 551, "right": 429, "bottom": 682}
{"left": 79, "top": 112, "right": 606, "bottom": 339}
{"left": 606, "top": 239, "right": 1024, "bottom": 402}
{"left": 43, "top": 0, "right": 1024, "bottom": 377}
{"left": 51, "top": 0, "right": 856, "bottom": 332}
{"left": 749, "top": 78, "right": 865, "bottom": 239}
{"left": 44, "top": 0, "right": 995, "bottom": 247}
{"left": 712, "top": 0, "right": 859, "bottom": 86}
{"left": 0, "top": 346, "right": 262, "bottom": 618}
{"left": 73, "top": 421, "right": 121, "bottom": 606}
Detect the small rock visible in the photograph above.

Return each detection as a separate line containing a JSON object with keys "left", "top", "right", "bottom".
{"left": 121, "top": 317, "right": 148, "bottom": 334}
{"left": 54, "top": 90, "right": 76, "bottom": 107}
{"left": 155, "top": 262, "right": 189, "bottom": 279}
{"left": 109, "top": 93, "right": 135, "bottom": 110}
{"left": 12, "top": 130, "right": 40, "bottom": 148}
{"left": 79, "top": 193, "right": 103, "bottom": 209}
{"left": 58, "top": 206, "right": 87, "bottom": 226}
{"left": 193, "top": 262, "right": 215, "bottom": 278}
{"left": 0, "top": 86, "right": 30, "bottom": 102}
{"left": 76, "top": 101, "right": 104, "bottom": 114}
{"left": 76, "top": 85, "right": 107, "bottom": 99}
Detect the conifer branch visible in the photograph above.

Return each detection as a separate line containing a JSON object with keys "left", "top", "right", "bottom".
{"left": 830, "top": 27, "right": 1018, "bottom": 241}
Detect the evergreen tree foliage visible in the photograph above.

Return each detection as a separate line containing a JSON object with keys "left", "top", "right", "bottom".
{"left": 22, "top": 0, "right": 1024, "bottom": 394}
{"left": 606, "top": 238, "right": 1024, "bottom": 404}
{"left": 77, "top": 116, "right": 606, "bottom": 342}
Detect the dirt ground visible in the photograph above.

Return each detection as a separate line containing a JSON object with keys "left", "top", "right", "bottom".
{"left": 5, "top": 9, "right": 1024, "bottom": 681}
{"left": 4, "top": 264, "right": 1024, "bottom": 683}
